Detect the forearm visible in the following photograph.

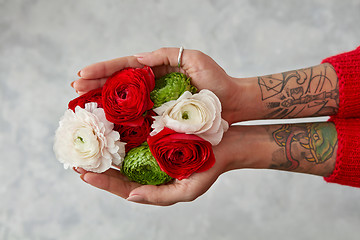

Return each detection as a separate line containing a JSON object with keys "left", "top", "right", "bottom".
{"left": 232, "top": 63, "right": 339, "bottom": 122}
{"left": 222, "top": 122, "right": 337, "bottom": 177}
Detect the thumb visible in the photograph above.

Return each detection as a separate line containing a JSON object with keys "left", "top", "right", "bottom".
{"left": 127, "top": 170, "right": 219, "bottom": 206}
{"left": 127, "top": 179, "right": 196, "bottom": 206}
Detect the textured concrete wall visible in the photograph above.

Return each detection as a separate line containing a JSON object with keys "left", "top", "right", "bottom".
{"left": 1, "top": 0, "right": 359, "bottom": 239}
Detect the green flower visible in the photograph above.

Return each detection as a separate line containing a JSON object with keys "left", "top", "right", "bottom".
{"left": 121, "top": 143, "right": 172, "bottom": 185}
{"left": 150, "top": 72, "right": 197, "bottom": 108}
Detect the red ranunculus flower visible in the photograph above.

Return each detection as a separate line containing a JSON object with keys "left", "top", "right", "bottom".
{"left": 102, "top": 66, "right": 155, "bottom": 127}
{"left": 147, "top": 127, "right": 215, "bottom": 180}
{"left": 114, "top": 110, "right": 156, "bottom": 153}
{"left": 68, "top": 87, "right": 103, "bottom": 111}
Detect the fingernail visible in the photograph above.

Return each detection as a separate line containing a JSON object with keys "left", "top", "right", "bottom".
{"left": 74, "top": 167, "right": 87, "bottom": 174}
{"left": 80, "top": 173, "right": 87, "bottom": 183}
{"left": 70, "top": 81, "right": 75, "bottom": 88}
{"left": 77, "top": 70, "right": 82, "bottom": 77}
{"left": 127, "top": 194, "right": 145, "bottom": 203}
{"left": 133, "top": 52, "right": 150, "bottom": 58}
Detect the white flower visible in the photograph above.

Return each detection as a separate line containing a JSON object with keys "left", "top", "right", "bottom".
{"left": 151, "top": 90, "right": 229, "bottom": 145}
{"left": 54, "top": 102, "right": 126, "bottom": 173}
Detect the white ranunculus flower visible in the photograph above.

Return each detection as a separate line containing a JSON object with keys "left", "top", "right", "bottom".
{"left": 54, "top": 102, "right": 126, "bottom": 173}
{"left": 151, "top": 90, "right": 229, "bottom": 145}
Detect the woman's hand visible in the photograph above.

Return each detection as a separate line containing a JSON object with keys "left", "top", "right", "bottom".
{"left": 73, "top": 48, "right": 246, "bottom": 124}
{"left": 74, "top": 126, "right": 244, "bottom": 206}
{"left": 75, "top": 160, "right": 222, "bottom": 206}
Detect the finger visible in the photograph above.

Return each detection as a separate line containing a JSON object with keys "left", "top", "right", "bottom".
{"left": 75, "top": 167, "right": 130, "bottom": 182}
{"left": 79, "top": 56, "right": 144, "bottom": 79}
{"left": 136, "top": 47, "right": 184, "bottom": 68}
{"left": 73, "top": 77, "right": 107, "bottom": 92}
{"left": 136, "top": 47, "right": 198, "bottom": 78}
{"left": 81, "top": 171, "right": 141, "bottom": 199}
{"left": 73, "top": 167, "right": 87, "bottom": 174}
{"left": 150, "top": 65, "right": 184, "bottom": 79}
{"left": 103, "top": 167, "right": 130, "bottom": 182}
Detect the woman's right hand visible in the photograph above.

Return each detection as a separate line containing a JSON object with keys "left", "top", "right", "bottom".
{"left": 74, "top": 124, "right": 251, "bottom": 206}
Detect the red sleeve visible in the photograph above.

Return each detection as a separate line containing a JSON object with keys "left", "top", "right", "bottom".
{"left": 321, "top": 46, "right": 360, "bottom": 118}
{"left": 324, "top": 117, "right": 360, "bottom": 188}
{"left": 321, "top": 46, "right": 360, "bottom": 187}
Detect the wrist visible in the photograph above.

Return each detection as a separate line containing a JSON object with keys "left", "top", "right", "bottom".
{"left": 229, "top": 76, "right": 264, "bottom": 123}
{"left": 217, "top": 125, "right": 270, "bottom": 173}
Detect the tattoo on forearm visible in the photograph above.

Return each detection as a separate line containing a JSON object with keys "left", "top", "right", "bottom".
{"left": 270, "top": 123, "right": 337, "bottom": 171}
{"left": 258, "top": 64, "right": 339, "bottom": 119}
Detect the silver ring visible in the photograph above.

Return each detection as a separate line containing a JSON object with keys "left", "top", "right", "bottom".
{"left": 177, "top": 46, "right": 184, "bottom": 68}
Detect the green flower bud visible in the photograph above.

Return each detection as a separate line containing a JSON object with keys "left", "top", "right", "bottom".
{"left": 121, "top": 143, "right": 172, "bottom": 185}
{"left": 150, "top": 72, "right": 197, "bottom": 108}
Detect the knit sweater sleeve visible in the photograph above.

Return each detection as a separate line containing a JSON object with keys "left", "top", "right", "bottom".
{"left": 325, "top": 117, "right": 360, "bottom": 187}
{"left": 321, "top": 46, "right": 360, "bottom": 187}
{"left": 321, "top": 46, "right": 360, "bottom": 118}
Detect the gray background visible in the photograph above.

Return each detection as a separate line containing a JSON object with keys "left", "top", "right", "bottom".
{"left": 1, "top": 0, "right": 360, "bottom": 239}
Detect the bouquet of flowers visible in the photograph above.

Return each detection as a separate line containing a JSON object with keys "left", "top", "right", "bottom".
{"left": 54, "top": 66, "right": 229, "bottom": 185}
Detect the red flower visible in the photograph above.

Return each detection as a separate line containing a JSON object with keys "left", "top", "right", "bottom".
{"left": 68, "top": 88, "right": 103, "bottom": 111}
{"left": 102, "top": 66, "right": 155, "bottom": 127}
{"left": 147, "top": 128, "right": 215, "bottom": 180}
{"left": 114, "top": 110, "right": 156, "bottom": 153}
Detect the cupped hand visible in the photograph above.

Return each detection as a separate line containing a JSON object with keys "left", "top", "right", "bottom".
{"left": 73, "top": 48, "right": 245, "bottom": 124}
{"left": 75, "top": 162, "right": 221, "bottom": 206}
{"left": 74, "top": 125, "right": 241, "bottom": 206}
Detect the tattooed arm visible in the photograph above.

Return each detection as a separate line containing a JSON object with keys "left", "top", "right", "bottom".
{"left": 232, "top": 63, "right": 339, "bottom": 121}
{"left": 223, "top": 122, "right": 337, "bottom": 177}
{"left": 75, "top": 122, "right": 338, "bottom": 206}
{"left": 74, "top": 49, "right": 338, "bottom": 123}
